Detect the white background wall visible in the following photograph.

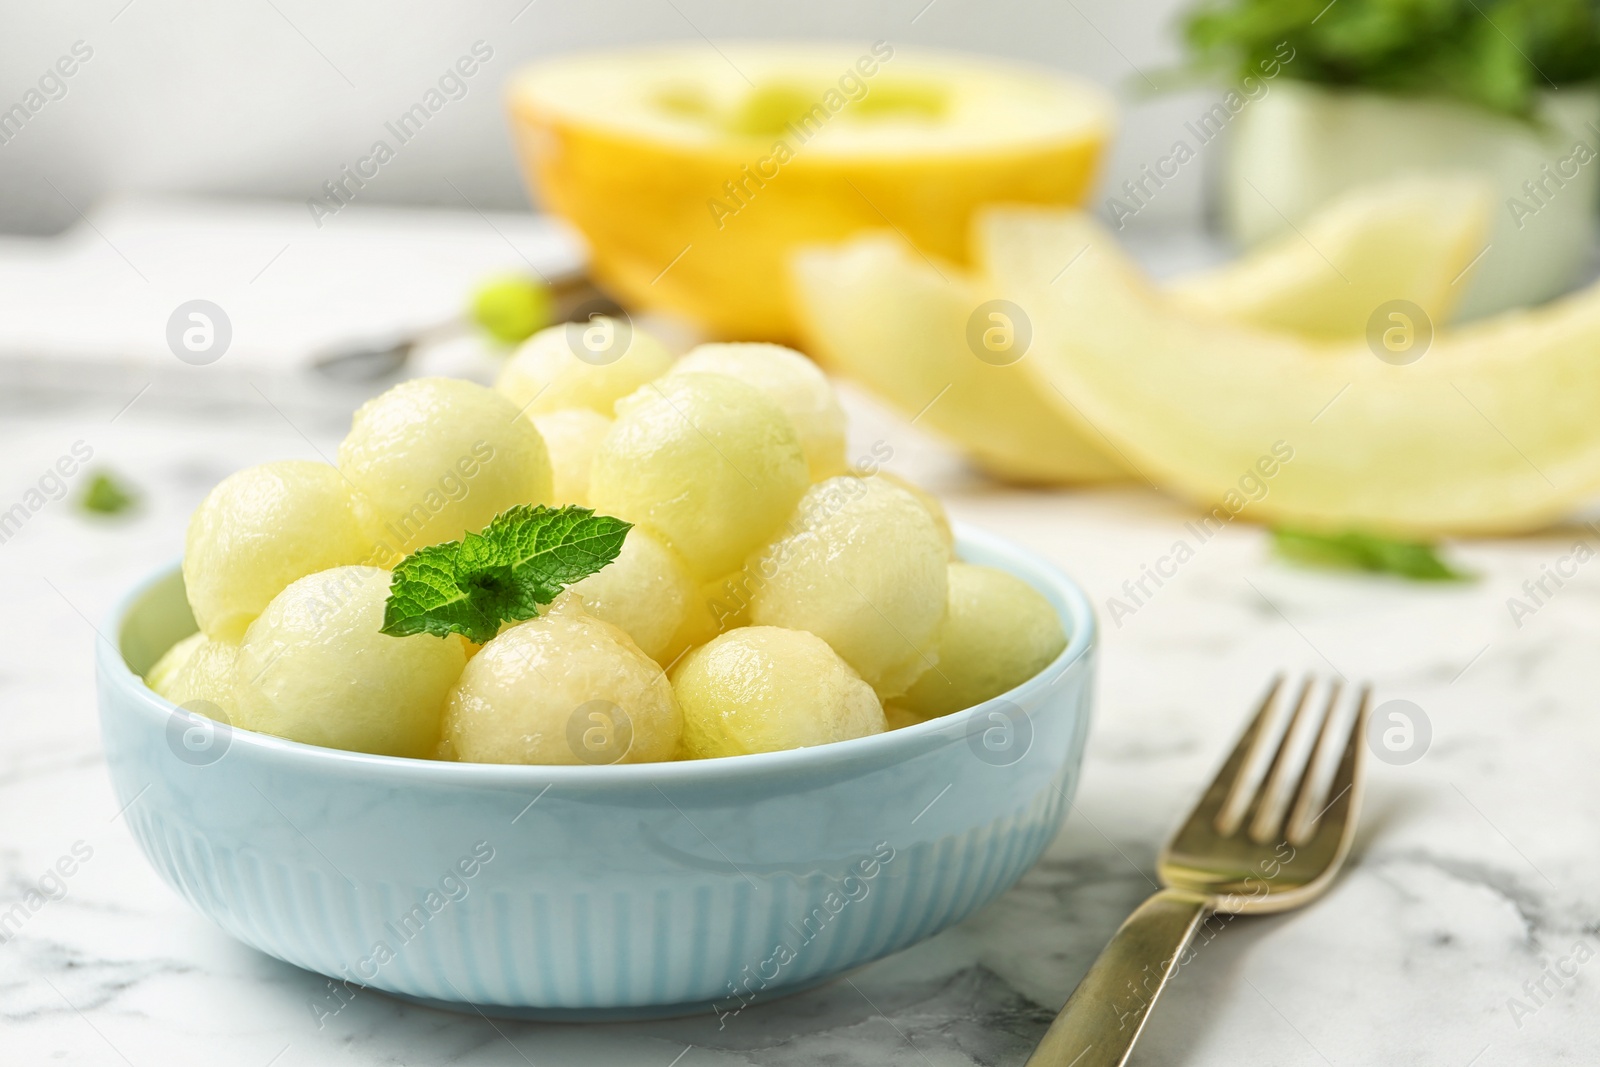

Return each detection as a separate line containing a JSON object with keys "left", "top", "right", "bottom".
{"left": 0, "top": 0, "right": 1216, "bottom": 234}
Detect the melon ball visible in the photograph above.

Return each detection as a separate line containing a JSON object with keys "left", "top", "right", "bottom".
{"left": 338, "top": 377, "right": 552, "bottom": 558}
{"left": 182, "top": 460, "right": 375, "bottom": 642}
{"left": 146, "top": 632, "right": 202, "bottom": 694}
{"left": 673, "top": 627, "right": 884, "bottom": 759}
{"left": 530, "top": 409, "right": 612, "bottom": 506}
{"left": 495, "top": 317, "right": 673, "bottom": 416}
{"left": 748, "top": 476, "right": 948, "bottom": 698}
{"left": 875, "top": 472, "right": 954, "bottom": 551}
{"left": 668, "top": 343, "right": 847, "bottom": 480}
{"left": 234, "top": 566, "right": 466, "bottom": 758}
{"left": 443, "top": 610, "right": 679, "bottom": 765}
{"left": 560, "top": 527, "right": 698, "bottom": 664}
{"left": 147, "top": 632, "right": 241, "bottom": 719}
{"left": 589, "top": 373, "right": 808, "bottom": 580}
{"left": 898, "top": 563, "right": 1068, "bottom": 721}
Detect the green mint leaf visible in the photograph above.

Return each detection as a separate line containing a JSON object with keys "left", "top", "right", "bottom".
{"left": 379, "top": 540, "right": 505, "bottom": 643}
{"left": 80, "top": 470, "right": 139, "bottom": 515}
{"left": 382, "top": 504, "right": 632, "bottom": 644}
{"left": 1177, "top": 0, "right": 1600, "bottom": 120}
{"left": 1271, "top": 527, "right": 1472, "bottom": 581}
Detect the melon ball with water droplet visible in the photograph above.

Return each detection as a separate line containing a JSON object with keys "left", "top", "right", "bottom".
{"left": 559, "top": 527, "right": 698, "bottom": 664}
{"left": 589, "top": 373, "right": 809, "bottom": 580}
{"left": 530, "top": 409, "right": 612, "bottom": 505}
{"left": 146, "top": 632, "right": 241, "bottom": 720}
{"left": 897, "top": 563, "right": 1067, "bottom": 722}
{"left": 443, "top": 609, "right": 680, "bottom": 765}
{"left": 672, "top": 626, "right": 884, "bottom": 759}
{"left": 234, "top": 566, "right": 467, "bottom": 758}
{"left": 183, "top": 460, "right": 376, "bottom": 642}
{"left": 749, "top": 476, "right": 948, "bottom": 698}
{"left": 495, "top": 317, "right": 674, "bottom": 416}
{"left": 667, "top": 343, "right": 847, "bottom": 480}
{"left": 337, "top": 378, "right": 552, "bottom": 557}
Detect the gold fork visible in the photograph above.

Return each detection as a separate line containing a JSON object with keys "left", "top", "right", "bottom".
{"left": 1026, "top": 675, "right": 1370, "bottom": 1067}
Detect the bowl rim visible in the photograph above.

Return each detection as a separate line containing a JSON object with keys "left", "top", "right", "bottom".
{"left": 99, "top": 522, "right": 1096, "bottom": 786}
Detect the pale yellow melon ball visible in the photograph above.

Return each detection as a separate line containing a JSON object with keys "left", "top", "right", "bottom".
{"left": 147, "top": 632, "right": 241, "bottom": 719}
{"left": 898, "top": 563, "right": 1067, "bottom": 721}
{"left": 183, "top": 460, "right": 375, "bottom": 642}
{"left": 338, "top": 377, "right": 552, "bottom": 557}
{"left": 146, "top": 632, "right": 202, "bottom": 694}
{"left": 669, "top": 343, "right": 847, "bottom": 481}
{"left": 234, "top": 566, "right": 467, "bottom": 758}
{"left": 748, "top": 476, "right": 948, "bottom": 698}
{"left": 589, "top": 373, "right": 809, "bottom": 580}
{"left": 529, "top": 409, "right": 612, "bottom": 506}
{"left": 559, "top": 527, "right": 697, "bottom": 664}
{"left": 875, "top": 472, "right": 954, "bottom": 551}
{"left": 443, "top": 610, "right": 680, "bottom": 765}
{"left": 495, "top": 317, "right": 673, "bottom": 416}
{"left": 672, "top": 626, "right": 884, "bottom": 759}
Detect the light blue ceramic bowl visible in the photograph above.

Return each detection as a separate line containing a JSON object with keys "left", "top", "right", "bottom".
{"left": 97, "top": 525, "right": 1095, "bottom": 1021}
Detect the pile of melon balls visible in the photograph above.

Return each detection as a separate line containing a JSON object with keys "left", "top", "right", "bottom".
{"left": 146, "top": 321, "right": 1067, "bottom": 764}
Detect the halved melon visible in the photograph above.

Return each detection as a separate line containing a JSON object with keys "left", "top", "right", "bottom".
{"left": 791, "top": 234, "right": 1126, "bottom": 483}
{"left": 1166, "top": 175, "right": 1493, "bottom": 339}
{"left": 980, "top": 207, "right": 1600, "bottom": 535}
{"left": 508, "top": 45, "right": 1112, "bottom": 340}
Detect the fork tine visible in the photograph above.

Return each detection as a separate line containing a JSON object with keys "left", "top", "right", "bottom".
{"left": 1247, "top": 675, "right": 1339, "bottom": 843}
{"left": 1286, "top": 684, "right": 1370, "bottom": 846}
{"left": 1282, "top": 682, "right": 1357, "bottom": 844}
{"left": 1207, "top": 674, "right": 1292, "bottom": 837}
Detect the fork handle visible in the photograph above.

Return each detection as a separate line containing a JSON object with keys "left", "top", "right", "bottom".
{"left": 1024, "top": 888, "right": 1211, "bottom": 1067}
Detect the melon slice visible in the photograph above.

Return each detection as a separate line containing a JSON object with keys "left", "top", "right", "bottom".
{"left": 979, "top": 207, "right": 1600, "bottom": 535}
{"left": 1166, "top": 175, "right": 1493, "bottom": 339}
{"left": 791, "top": 234, "right": 1127, "bottom": 483}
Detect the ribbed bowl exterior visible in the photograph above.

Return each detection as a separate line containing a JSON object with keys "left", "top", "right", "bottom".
{"left": 98, "top": 527, "right": 1095, "bottom": 1020}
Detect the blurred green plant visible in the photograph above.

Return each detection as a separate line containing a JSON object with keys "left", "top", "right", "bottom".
{"left": 79, "top": 470, "right": 138, "bottom": 516}
{"left": 1271, "top": 526, "right": 1472, "bottom": 580}
{"left": 1181, "top": 0, "right": 1600, "bottom": 117}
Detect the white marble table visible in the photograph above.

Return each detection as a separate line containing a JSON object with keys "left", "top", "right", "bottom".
{"left": 3, "top": 209, "right": 1597, "bottom": 1066}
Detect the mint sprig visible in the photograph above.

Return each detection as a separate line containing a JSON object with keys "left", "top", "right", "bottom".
{"left": 1271, "top": 527, "right": 1471, "bottom": 582}
{"left": 381, "top": 504, "right": 631, "bottom": 644}
{"left": 1179, "top": 0, "right": 1600, "bottom": 120}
